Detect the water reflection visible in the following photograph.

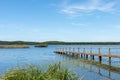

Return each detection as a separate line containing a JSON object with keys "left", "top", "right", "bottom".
{"left": 58, "top": 54, "right": 120, "bottom": 80}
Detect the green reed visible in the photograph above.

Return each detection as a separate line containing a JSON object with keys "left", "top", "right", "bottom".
{"left": 0, "top": 63, "right": 78, "bottom": 80}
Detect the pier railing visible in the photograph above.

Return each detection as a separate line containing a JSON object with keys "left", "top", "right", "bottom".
{"left": 54, "top": 47, "right": 120, "bottom": 66}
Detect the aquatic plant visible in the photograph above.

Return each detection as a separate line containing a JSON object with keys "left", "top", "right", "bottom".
{"left": 0, "top": 45, "right": 29, "bottom": 48}
{"left": 0, "top": 63, "right": 78, "bottom": 80}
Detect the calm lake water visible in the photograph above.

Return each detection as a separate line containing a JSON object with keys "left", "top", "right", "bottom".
{"left": 0, "top": 45, "right": 120, "bottom": 80}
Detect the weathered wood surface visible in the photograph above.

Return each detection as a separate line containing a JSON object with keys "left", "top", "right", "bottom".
{"left": 54, "top": 50, "right": 120, "bottom": 58}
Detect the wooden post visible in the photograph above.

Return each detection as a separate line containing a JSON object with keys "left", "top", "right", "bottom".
{"left": 90, "top": 48, "right": 92, "bottom": 61}
{"left": 85, "top": 48, "right": 88, "bottom": 59}
{"left": 66, "top": 48, "right": 68, "bottom": 55}
{"left": 92, "top": 55, "right": 94, "bottom": 60}
{"left": 83, "top": 48, "right": 85, "bottom": 59}
{"left": 108, "top": 48, "right": 111, "bottom": 67}
{"left": 98, "top": 48, "right": 100, "bottom": 54}
{"left": 99, "top": 56, "right": 102, "bottom": 64}
{"left": 63, "top": 48, "right": 64, "bottom": 54}
{"left": 78, "top": 48, "right": 80, "bottom": 52}
{"left": 59, "top": 48, "right": 61, "bottom": 54}
{"left": 72, "top": 48, "right": 75, "bottom": 56}
{"left": 86, "top": 54, "right": 88, "bottom": 59}
{"left": 92, "top": 48, "right": 94, "bottom": 60}
{"left": 98, "top": 48, "right": 102, "bottom": 64}
{"left": 69, "top": 47, "right": 71, "bottom": 55}
{"left": 81, "top": 54, "right": 83, "bottom": 58}
{"left": 60, "top": 48, "right": 62, "bottom": 54}
{"left": 77, "top": 48, "right": 80, "bottom": 57}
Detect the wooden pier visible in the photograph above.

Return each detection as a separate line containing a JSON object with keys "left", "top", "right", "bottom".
{"left": 54, "top": 48, "right": 120, "bottom": 66}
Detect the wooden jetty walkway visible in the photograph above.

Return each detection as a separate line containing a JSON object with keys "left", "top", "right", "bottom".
{"left": 54, "top": 48, "right": 120, "bottom": 66}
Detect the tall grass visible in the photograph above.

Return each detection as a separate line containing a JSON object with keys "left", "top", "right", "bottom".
{"left": 0, "top": 63, "right": 78, "bottom": 80}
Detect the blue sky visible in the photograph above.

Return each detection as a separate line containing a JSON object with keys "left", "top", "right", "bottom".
{"left": 0, "top": 0, "right": 120, "bottom": 42}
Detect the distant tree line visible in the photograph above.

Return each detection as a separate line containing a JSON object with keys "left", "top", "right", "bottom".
{"left": 0, "top": 41, "right": 120, "bottom": 45}
{"left": 0, "top": 41, "right": 40, "bottom": 45}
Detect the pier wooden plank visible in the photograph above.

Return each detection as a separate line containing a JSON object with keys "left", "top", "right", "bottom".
{"left": 54, "top": 50, "right": 120, "bottom": 58}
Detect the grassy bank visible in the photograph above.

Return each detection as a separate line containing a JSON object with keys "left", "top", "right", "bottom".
{"left": 0, "top": 45, "right": 29, "bottom": 48}
{"left": 0, "top": 63, "right": 78, "bottom": 80}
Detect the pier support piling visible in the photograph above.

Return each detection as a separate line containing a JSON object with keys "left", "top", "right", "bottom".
{"left": 72, "top": 48, "right": 75, "bottom": 56}
{"left": 90, "top": 48, "right": 93, "bottom": 61}
{"left": 54, "top": 47, "right": 120, "bottom": 68}
{"left": 86, "top": 55, "right": 88, "bottom": 59}
{"left": 83, "top": 48, "right": 85, "bottom": 59}
{"left": 69, "top": 47, "right": 71, "bottom": 55}
{"left": 99, "top": 56, "right": 102, "bottom": 64}
{"left": 108, "top": 48, "right": 111, "bottom": 67}
{"left": 98, "top": 48, "right": 102, "bottom": 64}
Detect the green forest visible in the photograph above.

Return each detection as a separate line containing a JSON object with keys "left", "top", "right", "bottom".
{"left": 0, "top": 41, "right": 120, "bottom": 45}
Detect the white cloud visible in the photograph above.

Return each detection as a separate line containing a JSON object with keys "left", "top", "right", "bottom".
{"left": 71, "top": 22, "right": 87, "bottom": 27}
{"left": 60, "top": 0, "right": 117, "bottom": 16}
